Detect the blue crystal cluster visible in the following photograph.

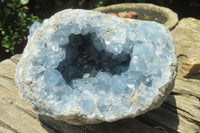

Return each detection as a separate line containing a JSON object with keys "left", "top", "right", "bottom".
{"left": 15, "top": 9, "right": 177, "bottom": 125}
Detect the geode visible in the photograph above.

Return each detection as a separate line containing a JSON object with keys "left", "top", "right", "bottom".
{"left": 15, "top": 9, "right": 177, "bottom": 125}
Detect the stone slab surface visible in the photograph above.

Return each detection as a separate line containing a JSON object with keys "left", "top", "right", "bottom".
{"left": 0, "top": 17, "right": 200, "bottom": 133}
{"left": 172, "top": 17, "right": 200, "bottom": 78}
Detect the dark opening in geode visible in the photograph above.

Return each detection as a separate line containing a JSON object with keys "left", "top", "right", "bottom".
{"left": 56, "top": 33, "right": 131, "bottom": 84}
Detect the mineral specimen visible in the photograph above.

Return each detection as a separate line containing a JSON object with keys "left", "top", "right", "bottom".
{"left": 15, "top": 9, "right": 177, "bottom": 125}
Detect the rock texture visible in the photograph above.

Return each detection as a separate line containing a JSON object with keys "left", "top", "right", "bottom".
{"left": 172, "top": 18, "right": 200, "bottom": 79}
{"left": 15, "top": 9, "right": 177, "bottom": 125}
{"left": 0, "top": 18, "right": 199, "bottom": 133}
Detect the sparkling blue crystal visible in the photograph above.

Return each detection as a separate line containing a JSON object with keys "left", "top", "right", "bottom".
{"left": 15, "top": 9, "right": 177, "bottom": 125}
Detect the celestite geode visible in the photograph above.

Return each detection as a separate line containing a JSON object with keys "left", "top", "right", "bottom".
{"left": 15, "top": 9, "right": 177, "bottom": 125}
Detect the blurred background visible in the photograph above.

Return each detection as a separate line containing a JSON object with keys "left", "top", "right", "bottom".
{"left": 1, "top": 0, "right": 200, "bottom": 61}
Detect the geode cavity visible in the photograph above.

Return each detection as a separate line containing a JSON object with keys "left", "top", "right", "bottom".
{"left": 15, "top": 9, "right": 177, "bottom": 125}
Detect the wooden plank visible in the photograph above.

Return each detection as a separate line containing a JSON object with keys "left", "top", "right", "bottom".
{"left": 0, "top": 55, "right": 56, "bottom": 133}
{"left": 0, "top": 56, "right": 199, "bottom": 133}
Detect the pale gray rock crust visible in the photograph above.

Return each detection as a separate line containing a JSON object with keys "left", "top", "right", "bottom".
{"left": 15, "top": 9, "right": 177, "bottom": 125}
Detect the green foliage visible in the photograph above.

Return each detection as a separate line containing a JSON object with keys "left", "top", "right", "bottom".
{"left": 0, "top": 0, "right": 40, "bottom": 54}
{"left": 97, "top": 0, "right": 106, "bottom": 7}
{"left": 96, "top": 0, "right": 147, "bottom": 7}
{"left": 96, "top": 0, "right": 176, "bottom": 7}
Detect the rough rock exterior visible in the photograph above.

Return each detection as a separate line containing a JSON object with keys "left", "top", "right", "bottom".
{"left": 15, "top": 9, "right": 177, "bottom": 125}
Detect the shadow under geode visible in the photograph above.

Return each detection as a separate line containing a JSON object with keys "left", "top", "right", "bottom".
{"left": 183, "top": 64, "right": 200, "bottom": 80}
{"left": 39, "top": 94, "right": 179, "bottom": 133}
